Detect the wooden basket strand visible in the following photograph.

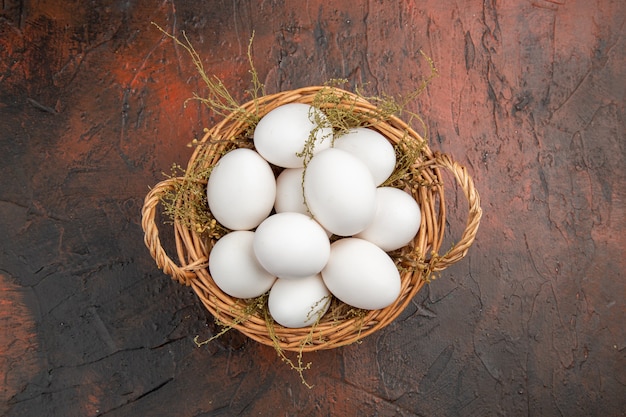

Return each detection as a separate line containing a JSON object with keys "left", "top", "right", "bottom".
{"left": 427, "top": 152, "right": 482, "bottom": 272}
{"left": 142, "top": 178, "right": 202, "bottom": 286}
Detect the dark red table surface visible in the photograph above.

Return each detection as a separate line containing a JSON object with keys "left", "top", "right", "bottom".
{"left": 1, "top": 1, "right": 624, "bottom": 416}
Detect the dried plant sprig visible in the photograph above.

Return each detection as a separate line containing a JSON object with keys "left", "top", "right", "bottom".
{"left": 263, "top": 294, "right": 333, "bottom": 389}
{"left": 295, "top": 105, "right": 334, "bottom": 169}
{"left": 355, "top": 51, "right": 438, "bottom": 132}
{"left": 152, "top": 22, "right": 263, "bottom": 134}
{"left": 194, "top": 293, "right": 269, "bottom": 346}
{"left": 264, "top": 309, "right": 314, "bottom": 389}
{"left": 381, "top": 131, "right": 429, "bottom": 188}
{"left": 246, "top": 31, "right": 265, "bottom": 113}
{"left": 159, "top": 140, "right": 235, "bottom": 239}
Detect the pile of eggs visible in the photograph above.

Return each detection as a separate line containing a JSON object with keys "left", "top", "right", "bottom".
{"left": 206, "top": 103, "right": 422, "bottom": 328}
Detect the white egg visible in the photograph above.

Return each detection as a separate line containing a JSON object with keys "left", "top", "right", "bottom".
{"left": 333, "top": 127, "right": 397, "bottom": 186}
{"left": 208, "top": 231, "right": 276, "bottom": 299}
{"left": 355, "top": 187, "right": 422, "bottom": 251}
{"left": 274, "top": 168, "right": 332, "bottom": 237}
{"left": 252, "top": 212, "right": 330, "bottom": 279}
{"left": 268, "top": 274, "right": 332, "bottom": 328}
{"left": 274, "top": 167, "right": 307, "bottom": 214}
{"left": 321, "top": 238, "right": 401, "bottom": 310}
{"left": 253, "top": 103, "right": 333, "bottom": 168}
{"left": 304, "top": 148, "right": 377, "bottom": 236}
{"left": 206, "top": 148, "right": 276, "bottom": 230}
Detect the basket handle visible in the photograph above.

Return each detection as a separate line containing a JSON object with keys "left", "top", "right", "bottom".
{"left": 427, "top": 152, "right": 482, "bottom": 272}
{"left": 141, "top": 177, "right": 199, "bottom": 286}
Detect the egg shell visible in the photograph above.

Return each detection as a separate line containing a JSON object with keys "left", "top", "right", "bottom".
{"left": 333, "top": 127, "right": 397, "bottom": 186}
{"left": 268, "top": 274, "right": 332, "bottom": 328}
{"left": 208, "top": 231, "right": 276, "bottom": 299}
{"left": 321, "top": 238, "right": 401, "bottom": 310}
{"left": 206, "top": 148, "right": 276, "bottom": 230}
{"left": 355, "top": 187, "right": 422, "bottom": 251}
{"left": 274, "top": 168, "right": 332, "bottom": 237}
{"left": 253, "top": 212, "right": 330, "bottom": 279}
{"left": 253, "top": 103, "right": 333, "bottom": 168}
{"left": 303, "top": 148, "right": 377, "bottom": 236}
{"left": 274, "top": 167, "right": 307, "bottom": 214}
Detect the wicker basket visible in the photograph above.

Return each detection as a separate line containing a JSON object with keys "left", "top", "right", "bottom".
{"left": 141, "top": 86, "right": 482, "bottom": 352}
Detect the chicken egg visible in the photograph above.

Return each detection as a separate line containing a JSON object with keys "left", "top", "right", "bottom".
{"left": 208, "top": 231, "right": 276, "bottom": 299}
{"left": 321, "top": 237, "right": 401, "bottom": 310}
{"left": 268, "top": 274, "right": 332, "bottom": 328}
{"left": 274, "top": 167, "right": 332, "bottom": 236}
{"left": 303, "top": 148, "right": 377, "bottom": 236}
{"left": 253, "top": 212, "right": 330, "bottom": 279}
{"left": 355, "top": 186, "right": 422, "bottom": 251}
{"left": 206, "top": 148, "right": 276, "bottom": 230}
{"left": 253, "top": 103, "right": 333, "bottom": 168}
{"left": 274, "top": 167, "right": 307, "bottom": 215}
{"left": 333, "top": 127, "right": 397, "bottom": 186}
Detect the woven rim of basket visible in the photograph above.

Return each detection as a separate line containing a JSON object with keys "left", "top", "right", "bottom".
{"left": 141, "top": 85, "right": 482, "bottom": 352}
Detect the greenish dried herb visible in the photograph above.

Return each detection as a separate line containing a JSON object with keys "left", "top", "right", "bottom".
{"left": 159, "top": 142, "right": 232, "bottom": 239}
{"left": 152, "top": 22, "right": 263, "bottom": 126}
{"left": 194, "top": 293, "right": 269, "bottom": 346}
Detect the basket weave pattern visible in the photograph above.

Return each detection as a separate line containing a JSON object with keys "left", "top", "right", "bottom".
{"left": 141, "top": 86, "right": 482, "bottom": 352}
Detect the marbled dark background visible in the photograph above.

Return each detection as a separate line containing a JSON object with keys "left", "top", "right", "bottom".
{"left": 1, "top": 1, "right": 624, "bottom": 416}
